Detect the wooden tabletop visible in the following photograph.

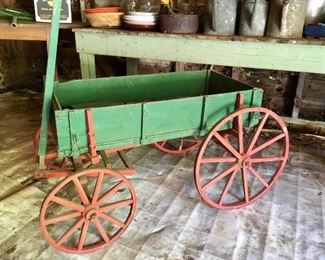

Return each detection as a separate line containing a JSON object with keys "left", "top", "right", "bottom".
{"left": 73, "top": 28, "right": 325, "bottom": 46}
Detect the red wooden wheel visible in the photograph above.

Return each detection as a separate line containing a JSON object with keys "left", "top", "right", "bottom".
{"left": 40, "top": 168, "right": 136, "bottom": 254}
{"left": 154, "top": 137, "right": 201, "bottom": 154}
{"left": 195, "top": 107, "right": 289, "bottom": 209}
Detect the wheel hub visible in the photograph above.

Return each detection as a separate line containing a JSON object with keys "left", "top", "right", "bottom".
{"left": 84, "top": 207, "right": 99, "bottom": 221}
{"left": 238, "top": 154, "right": 250, "bottom": 168}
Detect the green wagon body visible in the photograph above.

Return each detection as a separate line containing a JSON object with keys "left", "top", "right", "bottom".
{"left": 53, "top": 70, "right": 263, "bottom": 157}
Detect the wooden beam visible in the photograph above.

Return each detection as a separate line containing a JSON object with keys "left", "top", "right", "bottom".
{"left": 282, "top": 116, "right": 325, "bottom": 136}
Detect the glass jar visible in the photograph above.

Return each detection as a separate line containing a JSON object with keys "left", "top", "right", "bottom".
{"left": 121, "top": 0, "right": 160, "bottom": 12}
{"left": 137, "top": 0, "right": 161, "bottom": 12}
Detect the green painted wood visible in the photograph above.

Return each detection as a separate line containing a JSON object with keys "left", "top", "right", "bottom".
{"left": 53, "top": 70, "right": 263, "bottom": 156}
{"left": 38, "top": 0, "right": 62, "bottom": 168}
{"left": 202, "top": 72, "right": 263, "bottom": 132}
{"left": 74, "top": 30, "right": 325, "bottom": 74}
{"left": 54, "top": 70, "right": 208, "bottom": 108}
{"left": 142, "top": 97, "right": 203, "bottom": 144}
{"left": 127, "top": 58, "right": 139, "bottom": 76}
{"left": 79, "top": 53, "right": 96, "bottom": 79}
{"left": 56, "top": 104, "right": 142, "bottom": 156}
{"left": 203, "top": 91, "right": 254, "bottom": 132}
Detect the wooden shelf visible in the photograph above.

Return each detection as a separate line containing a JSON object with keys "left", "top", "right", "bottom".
{"left": 0, "top": 21, "right": 85, "bottom": 41}
{"left": 73, "top": 29, "right": 325, "bottom": 77}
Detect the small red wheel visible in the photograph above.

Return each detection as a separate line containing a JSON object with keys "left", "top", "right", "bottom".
{"left": 195, "top": 107, "right": 289, "bottom": 209}
{"left": 154, "top": 137, "right": 201, "bottom": 154}
{"left": 40, "top": 168, "right": 136, "bottom": 254}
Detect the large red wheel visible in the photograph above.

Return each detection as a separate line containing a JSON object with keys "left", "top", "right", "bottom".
{"left": 40, "top": 168, "right": 136, "bottom": 254}
{"left": 154, "top": 137, "right": 201, "bottom": 154}
{"left": 195, "top": 107, "right": 289, "bottom": 209}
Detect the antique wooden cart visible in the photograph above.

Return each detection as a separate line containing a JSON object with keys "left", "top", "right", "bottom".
{"left": 35, "top": 0, "right": 289, "bottom": 254}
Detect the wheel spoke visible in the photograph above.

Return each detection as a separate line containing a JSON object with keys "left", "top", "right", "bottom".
{"left": 246, "top": 113, "right": 269, "bottom": 154}
{"left": 51, "top": 196, "right": 84, "bottom": 212}
{"left": 99, "top": 212, "right": 126, "bottom": 228}
{"left": 92, "top": 171, "right": 104, "bottom": 205}
{"left": 77, "top": 220, "right": 90, "bottom": 251}
{"left": 250, "top": 156, "right": 285, "bottom": 163}
{"left": 248, "top": 165, "right": 269, "bottom": 188}
{"left": 178, "top": 140, "right": 184, "bottom": 151}
{"left": 160, "top": 141, "right": 167, "bottom": 147}
{"left": 202, "top": 164, "right": 238, "bottom": 190}
{"left": 44, "top": 211, "right": 82, "bottom": 225}
{"left": 237, "top": 113, "right": 244, "bottom": 154}
{"left": 241, "top": 168, "right": 249, "bottom": 203}
{"left": 218, "top": 168, "right": 238, "bottom": 205}
{"left": 56, "top": 218, "right": 85, "bottom": 246}
{"left": 97, "top": 182, "right": 125, "bottom": 205}
{"left": 73, "top": 178, "right": 90, "bottom": 206}
{"left": 93, "top": 219, "right": 110, "bottom": 243}
{"left": 200, "top": 157, "right": 237, "bottom": 164}
{"left": 250, "top": 133, "right": 285, "bottom": 156}
{"left": 100, "top": 198, "right": 133, "bottom": 212}
{"left": 213, "top": 132, "right": 241, "bottom": 159}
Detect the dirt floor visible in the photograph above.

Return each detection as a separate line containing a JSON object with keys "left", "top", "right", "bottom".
{"left": 0, "top": 90, "right": 324, "bottom": 260}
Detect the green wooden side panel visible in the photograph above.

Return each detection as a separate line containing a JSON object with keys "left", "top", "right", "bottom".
{"left": 56, "top": 104, "right": 142, "bottom": 157}
{"left": 54, "top": 70, "right": 208, "bottom": 108}
{"left": 142, "top": 97, "right": 203, "bottom": 144}
{"left": 55, "top": 110, "right": 71, "bottom": 156}
{"left": 52, "top": 70, "right": 263, "bottom": 156}
{"left": 202, "top": 89, "right": 263, "bottom": 133}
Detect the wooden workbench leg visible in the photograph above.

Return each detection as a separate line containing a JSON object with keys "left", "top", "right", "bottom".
{"left": 127, "top": 58, "right": 139, "bottom": 75}
{"left": 292, "top": 72, "right": 306, "bottom": 118}
{"left": 232, "top": 67, "right": 241, "bottom": 80}
{"left": 79, "top": 53, "right": 96, "bottom": 79}
{"left": 175, "top": 62, "right": 185, "bottom": 72}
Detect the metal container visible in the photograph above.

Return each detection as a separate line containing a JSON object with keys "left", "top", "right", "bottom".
{"left": 160, "top": 14, "right": 199, "bottom": 34}
{"left": 204, "top": 0, "right": 239, "bottom": 35}
{"left": 305, "top": 0, "right": 325, "bottom": 25}
{"left": 239, "top": 0, "right": 269, "bottom": 36}
{"left": 267, "top": 0, "right": 308, "bottom": 38}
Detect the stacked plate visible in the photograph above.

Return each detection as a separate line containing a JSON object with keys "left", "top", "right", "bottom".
{"left": 123, "top": 12, "right": 158, "bottom": 31}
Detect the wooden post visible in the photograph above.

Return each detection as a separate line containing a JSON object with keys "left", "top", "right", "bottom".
{"left": 232, "top": 67, "right": 241, "bottom": 80}
{"left": 292, "top": 72, "right": 306, "bottom": 118}
{"left": 79, "top": 53, "right": 96, "bottom": 79}
{"left": 175, "top": 62, "right": 185, "bottom": 72}
{"left": 80, "top": 0, "right": 91, "bottom": 23}
{"left": 127, "top": 58, "right": 138, "bottom": 75}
